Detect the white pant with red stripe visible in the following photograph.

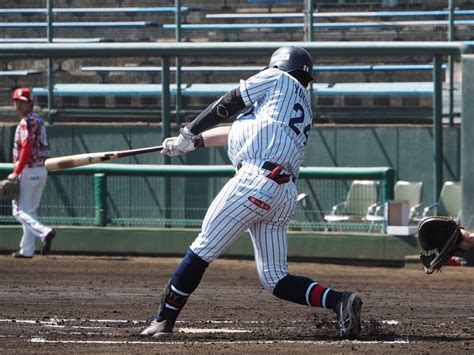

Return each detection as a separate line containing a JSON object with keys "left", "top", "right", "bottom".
{"left": 11, "top": 166, "right": 53, "bottom": 257}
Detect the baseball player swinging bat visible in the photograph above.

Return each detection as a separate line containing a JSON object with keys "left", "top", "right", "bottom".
{"left": 45, "top": 145, "right": 163, "bottom": 172}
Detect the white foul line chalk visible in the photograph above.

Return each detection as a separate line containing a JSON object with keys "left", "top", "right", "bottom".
{"left": 29, "top": 337, "right": 410, "bottom": 345}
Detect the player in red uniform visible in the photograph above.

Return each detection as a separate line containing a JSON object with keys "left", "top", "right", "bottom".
{"left": 8, "top": 88, "right": 56, "bottom": 258}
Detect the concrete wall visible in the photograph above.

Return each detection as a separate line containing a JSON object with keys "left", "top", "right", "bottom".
{"left": 2, "top": 224, "right": 474, "bottom": 266}
{"left": 0, "top": 225, "right": 421, "bottom": 265}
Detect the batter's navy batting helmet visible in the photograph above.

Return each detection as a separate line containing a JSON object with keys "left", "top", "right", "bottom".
{"left": 268, "top": 46, "right": 314, "bottom": 82}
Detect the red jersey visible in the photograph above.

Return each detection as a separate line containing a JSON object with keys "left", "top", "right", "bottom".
{"left": 13, "top": 112, "right": 50, "bottom": 167}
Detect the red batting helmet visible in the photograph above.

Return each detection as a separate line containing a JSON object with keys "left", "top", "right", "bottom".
{"left": 12, "top": 87, "right": 33, "bottom": 103}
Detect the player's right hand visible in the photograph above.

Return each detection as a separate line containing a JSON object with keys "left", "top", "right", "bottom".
{"left": 161, "top": 127, "right": 196, "bottom": 157}
{"left": 6, "top": 173, "right": 18, "bottom": 181}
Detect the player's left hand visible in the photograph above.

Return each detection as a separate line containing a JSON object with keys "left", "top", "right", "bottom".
{"left": 0, "top": 177, "right": 20, "bottom": 201}
{"left": 161, "top": 127, "right": 196, "bottom": 157}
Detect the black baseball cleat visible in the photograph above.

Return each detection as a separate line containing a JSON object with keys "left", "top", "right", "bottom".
{"left": 41, "top": 229, "right": 56, "bottom": 255}
{"left": 12, "top": 251, "right": 33, "bottom": 259}
{"left": 140, "top": 319, "right": 175, "bottom": 337}
{"left": 334, "top": 291, "right": 362, "bottom": 339}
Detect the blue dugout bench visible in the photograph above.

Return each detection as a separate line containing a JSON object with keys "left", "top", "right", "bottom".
{"left": 80, "top": 64, "right": 445, "bottom": 83}
{"left": 164, "top": 20, "right": 474, "bottom": 40}
{"left": 206, "top": 9, "right": 474, "bottom": 20}
{"left": 32, "top": 82, "right": 434, "bottom": 98}
{"left": 247, "top": 0, "right": 299, "bottom": 3}
{"left": 81, "top": 64, "right": 443, "bottom": 74}
{"left": 0, "top": 7, "right": 198, "bottom": 15}
{"left": 0, "top": 70, "right": 41, "bottom": 77}
{"left": 0, "top": 21, "right": 158, "bottom": 28}
{"left": 163, "top": 20, "right": 474, "bottom": 31}
{"left": 0, "top": 38, "right": 109, "bottom": 43}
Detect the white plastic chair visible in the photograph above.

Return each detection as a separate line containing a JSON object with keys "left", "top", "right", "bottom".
{"left": 365, "top": 180, "right": 424, "bottom": 231}
{"left": 325, "top": 180, "right": 379, "bottom": 225}
{"left": 421, "top": 181, "right": 462, "bottom": 222}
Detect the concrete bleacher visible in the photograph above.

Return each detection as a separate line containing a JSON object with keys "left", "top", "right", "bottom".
{"left": 0, "top": 4, "right": 193, "bottom": 44}
{"left": 164, "top": 19, "right": 474, "bottom": 41}
{"left": 0, "top": 70, "right": 41, "bottom": 88}
{"left": 0, "top": 1, "right": 458, "bottom": 121}
{"left": 198, "top": 3, "right": 474, "bottom": 41}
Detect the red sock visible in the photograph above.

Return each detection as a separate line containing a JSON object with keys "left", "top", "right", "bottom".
{"left": 307, "top": 282, "right": 340, "bottom": 309}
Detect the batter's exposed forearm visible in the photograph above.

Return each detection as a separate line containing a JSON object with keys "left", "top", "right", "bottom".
{"left": 186, "top": 88, "right": 246, "bottom": 135}
{"left": 197, "top": 126, "right": 231, "bottom": 147}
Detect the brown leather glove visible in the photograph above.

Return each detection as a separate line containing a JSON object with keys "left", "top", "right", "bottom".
{"left": 0, "top": 178, "right": 20, "bottom": 201}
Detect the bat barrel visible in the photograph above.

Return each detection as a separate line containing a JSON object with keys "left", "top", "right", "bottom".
{"left": 44, "top": 145, "right": 162, "bottom": 172}
{"left": 45, "top": 153, "right": 110, "bottom": 172}
{"left": 45, "top": 156, "right": 85, "bottom": 172}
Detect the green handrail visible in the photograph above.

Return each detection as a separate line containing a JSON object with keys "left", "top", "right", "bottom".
{"left": 1, "top": 163, "right": 394, "bottom": 217}
{"left": 0, "top": 163, "right": 394, "bottom": 179}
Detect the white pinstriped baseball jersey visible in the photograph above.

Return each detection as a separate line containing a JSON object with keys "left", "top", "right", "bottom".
{"left": 228, "top": 67, "right": 313, "bottom": 177}
{"left": 190, "top": 68, "right": 313, "bottom": 291}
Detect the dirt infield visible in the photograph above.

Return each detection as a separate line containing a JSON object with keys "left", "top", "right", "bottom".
{"left": 0, "top": 254, "right": 472, "bottom": 354}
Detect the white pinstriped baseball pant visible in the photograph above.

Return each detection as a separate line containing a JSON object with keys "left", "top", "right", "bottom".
{"left": 190, "top": 164, "right": 298, "bottom": 292}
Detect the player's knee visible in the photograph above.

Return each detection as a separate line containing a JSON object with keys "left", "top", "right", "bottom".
{"left": 258, "top": 273, "right": 286, "bottom": 293}
{"left": 260, "top": 279, "right": 277, "bottom": 293}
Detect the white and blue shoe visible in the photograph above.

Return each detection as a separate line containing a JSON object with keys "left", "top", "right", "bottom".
{"left": 334, "top": 292, "right": 362, "bottom": 339}
{"left": 140, "top": 319, "right": 175, "bottom": 337}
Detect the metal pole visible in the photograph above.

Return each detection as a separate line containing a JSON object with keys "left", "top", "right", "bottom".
{"left": 433, "top": 55, "right": 443, "bottom": 201}
{"left": 47, "top": 0, "right": 54, "bottom": 124}
{"left": 304, "top": 0, "right": 314, "bottom": 115}
{"left": 161, "top": 55, "right": 172, "bottom": 224}
{"left": 448, "top": 0, "right": 455, "bottom": 126}
{"left": 161, "top": 56, "right": 171, "bottom": 161}
{"left": 304, "top": 0, "right": 314, "bottom": 42}
{"left": 175, "top": 0, "right": 182, "bottom": 126}
{"left": 94, "top": 173, "right": 107, "bottom": 227}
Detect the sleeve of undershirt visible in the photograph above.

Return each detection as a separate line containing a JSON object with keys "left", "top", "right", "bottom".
{"left": 13, "top": 140, "right": 32, "bottom": 175}
{"left": 186, "top": 87, "right": 246, "bottom": 135}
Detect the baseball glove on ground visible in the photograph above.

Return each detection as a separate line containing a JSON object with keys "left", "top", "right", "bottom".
{"left": 418, "top": 216, "right": 463, "bottom": 274}
{"left": 0, "top": 178, "right": 20, "bottom": 201}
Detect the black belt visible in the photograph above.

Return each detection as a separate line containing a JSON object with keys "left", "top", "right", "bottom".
{"left": 262, "top": 161, "right": 279, "bottom": 171}
{"left": 236, "top": 161, "right": 294, "bottom": 184}
{"left": 236, "top": 161, "right": 279, "bottom": 171}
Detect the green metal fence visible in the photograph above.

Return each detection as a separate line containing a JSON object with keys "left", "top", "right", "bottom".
{"left": 0, "top": 163, "right": 394, "bottom": 232}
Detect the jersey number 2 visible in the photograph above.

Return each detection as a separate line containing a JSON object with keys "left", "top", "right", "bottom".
{"left": 289, "top": 103, "right": 310, "bottom": 145}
